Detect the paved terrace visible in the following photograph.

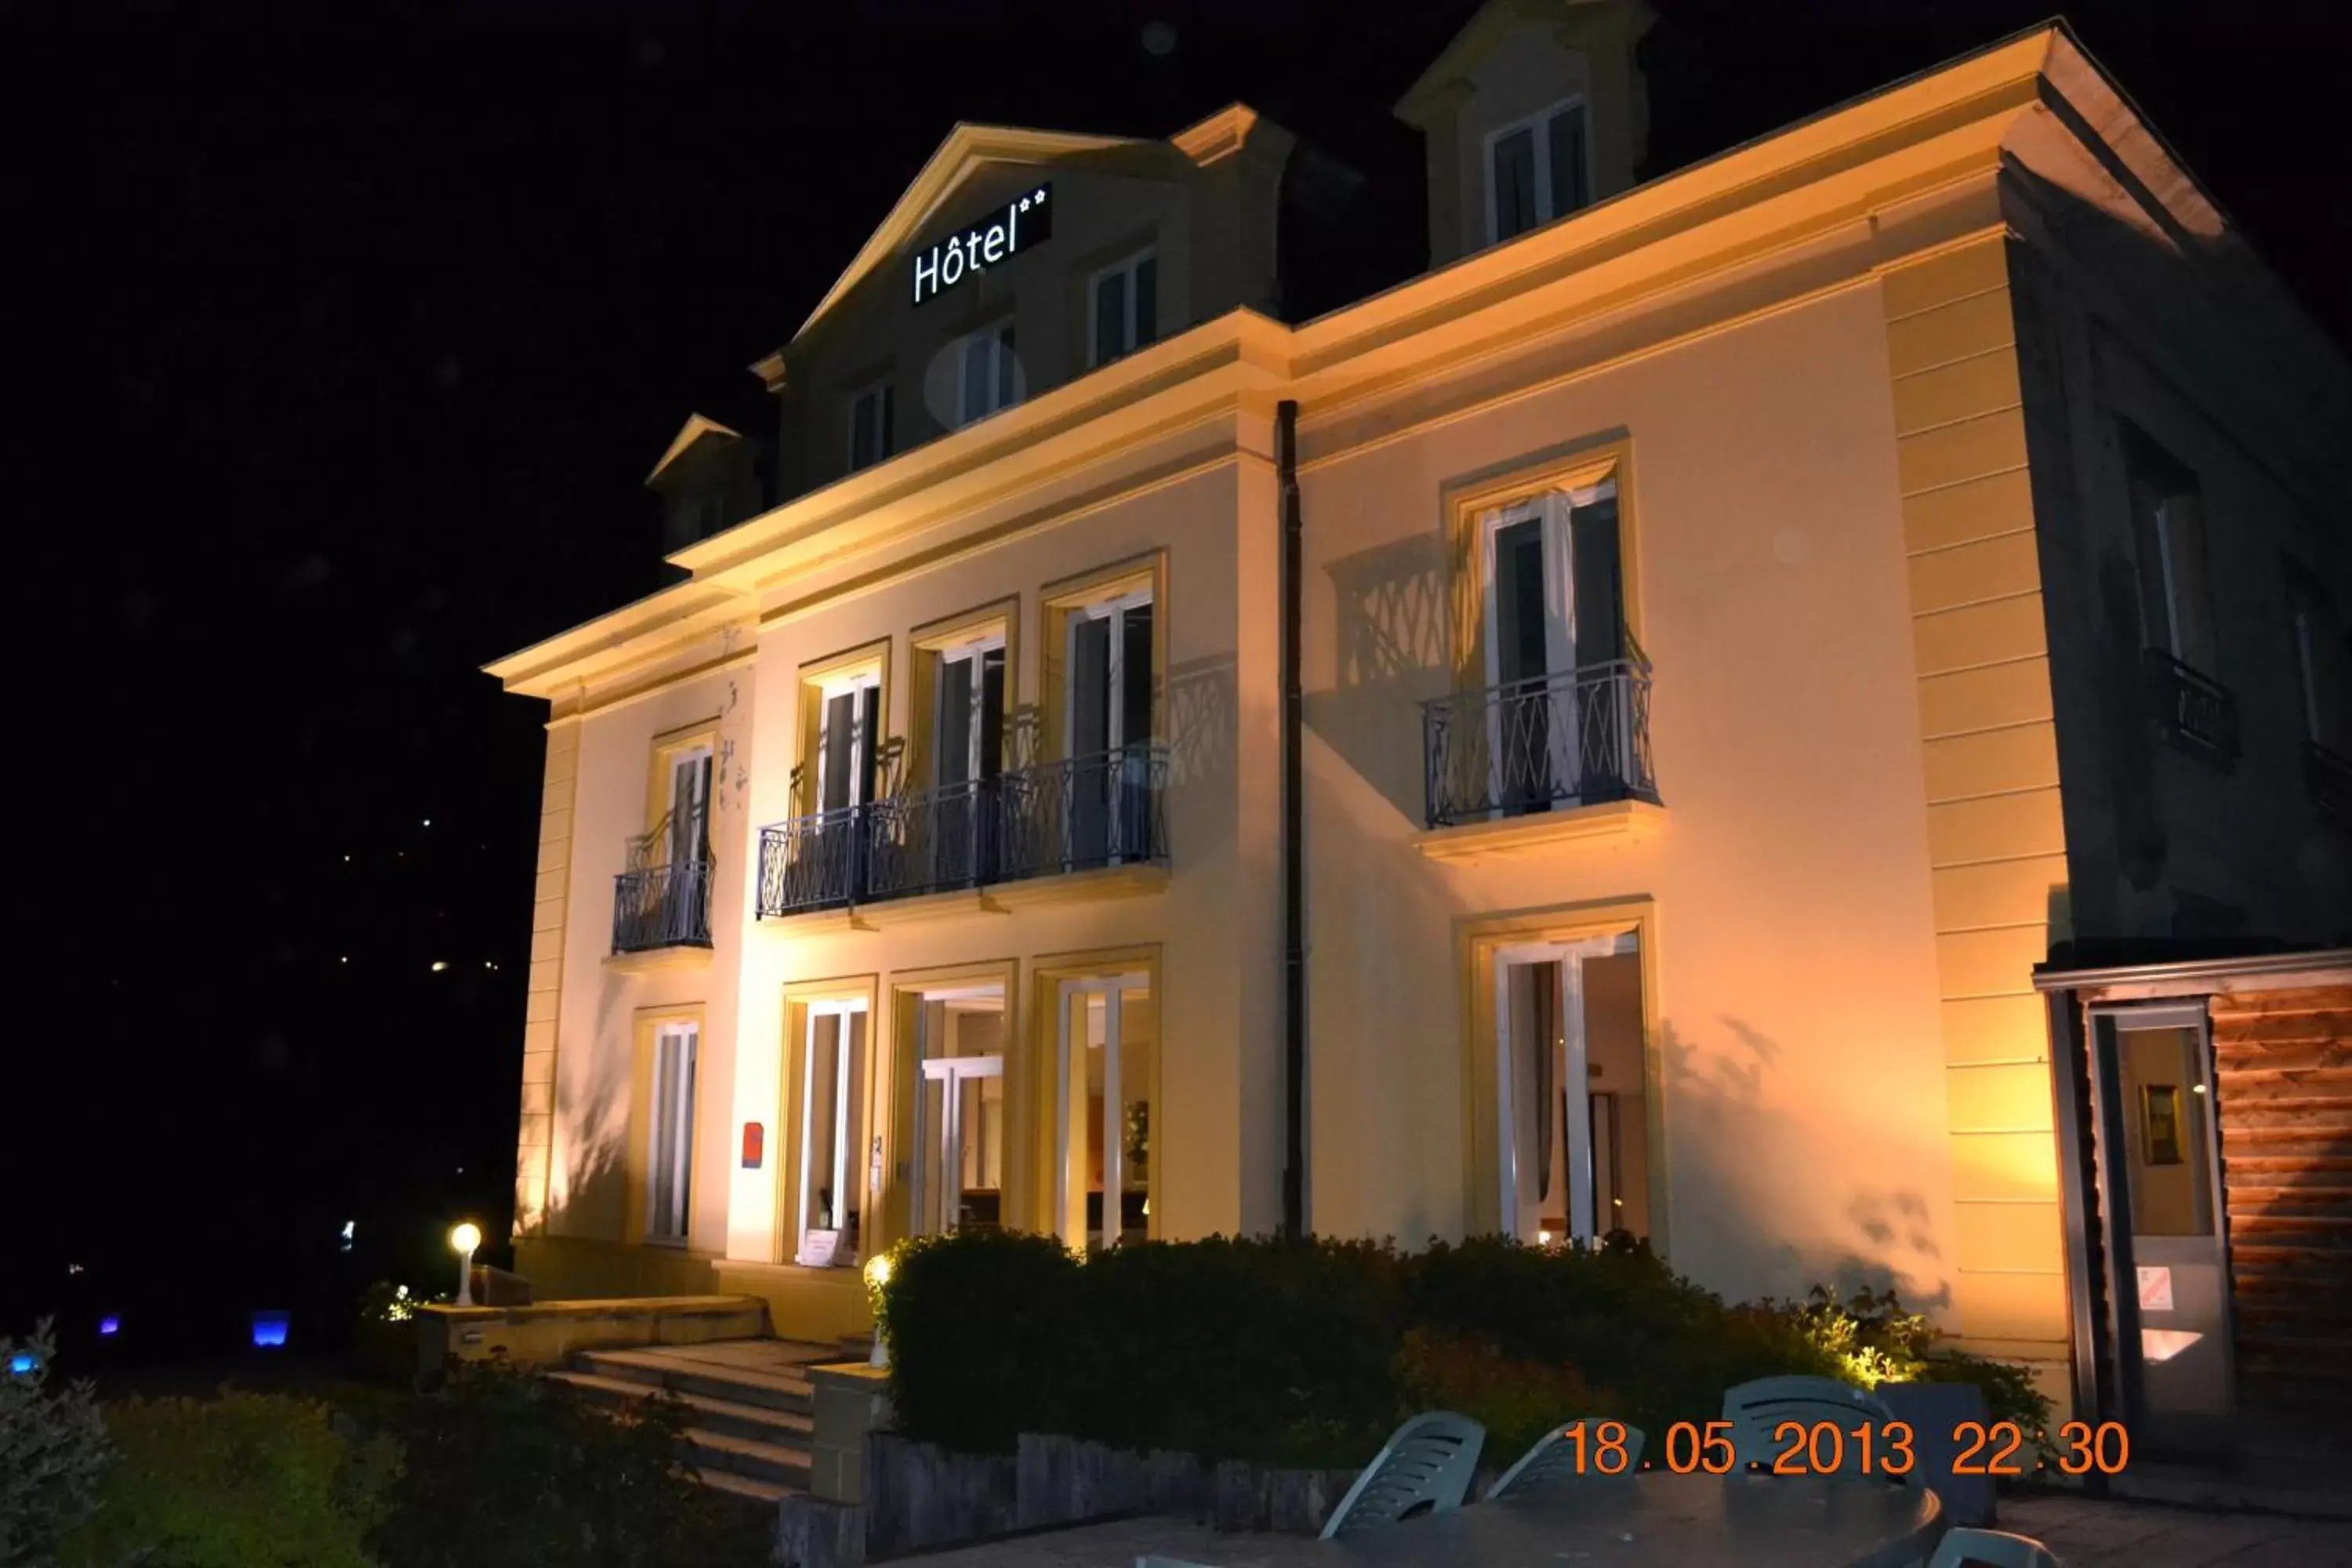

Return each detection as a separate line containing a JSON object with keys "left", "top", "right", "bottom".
{"left": 897, "top": 1493, "right": 2352, "bottom": 1566}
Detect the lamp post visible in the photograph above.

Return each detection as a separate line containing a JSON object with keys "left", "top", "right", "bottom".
{"left": 451, "top": 1221, "right": 482, "bottom": 1308}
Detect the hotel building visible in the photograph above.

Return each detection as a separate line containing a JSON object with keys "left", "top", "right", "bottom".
{"left": 485, "top": 2, "right": 2350, "bottom": 1458}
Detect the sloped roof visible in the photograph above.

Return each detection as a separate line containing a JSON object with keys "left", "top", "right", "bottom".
{"left": 644, "top": 413, "right": 742, "bottom": 488}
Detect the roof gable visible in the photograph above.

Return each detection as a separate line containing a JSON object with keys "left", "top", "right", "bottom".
{"left": 788, "top": 122, "right": 1167, "bottom": 347}
{"left": 645, "top": 412, "right": 742, "bottom": 488}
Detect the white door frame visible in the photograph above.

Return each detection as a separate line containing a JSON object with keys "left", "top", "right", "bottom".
{"left": 648, "top": 1019, "right": 699, "bottom": 1244}
{"left": 795, "top": 998, "right": 867, "bottom": 1265}
{"left": 1063, "top": 588, "right": 1154, "bottom": 756}
{"left": 1054, "top": 973, "right": 1149, "bottom": 1250}
{"left": 1493, "top": 932, "right": 1635, "bottom": 1244}
{"left": 915, "top": 1053, "right": 1004, "bottom": 1235}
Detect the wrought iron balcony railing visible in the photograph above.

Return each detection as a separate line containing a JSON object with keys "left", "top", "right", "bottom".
{"left": 757, "top": 747, "right": 1171, "bottom": 921}
{"left": 612, "top": 859, "right": 713, "bottom": 953}
{"left": 1421, "top": 659, "right": 1658, "bottom": 829}
{"left": 757, "top": 742, "right": 1171, "bottom": 919}
{"left": 2142, "top": 648, "right": 2239, "bottom": 768}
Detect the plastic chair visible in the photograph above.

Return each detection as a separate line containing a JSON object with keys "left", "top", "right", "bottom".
{"left": 1721, "top": 1375, "right": 1901, "bottom": 1477}
{"left": 1928, "top": 1526, "right": 2066, "bottom": 1567}
{"left": 1486, "top": 1419, "right": 1647, "bottom": 1499}
{"left": 1319, "top": 1410, "right": 1486, "bottom": 1539}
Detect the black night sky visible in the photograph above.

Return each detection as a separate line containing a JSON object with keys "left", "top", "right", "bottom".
{"left": 12, "top": 0, "right": 2348, "bottom": 1358}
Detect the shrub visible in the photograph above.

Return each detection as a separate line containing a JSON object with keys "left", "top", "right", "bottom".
{"left": 61, "top": 1391, "right": 397, "bottom": 1568}
{"left": 370, "top": 1354, "right": 769, "bottom": 1568}
{"left": 1, "top": 1320, "right": 115, "bottom": 1568}
{"left": 877, "top": 1229, "right": 2048, "bottom": 1472}
{"left": 1394, "top": 1327, "right": 1599, "bottom": 1461}
{"left": 351, "top": 1280, "right": 421, "bottom": 1387}
{"left": 877, "top": 1227, "right": 1081, "bottom": 1454}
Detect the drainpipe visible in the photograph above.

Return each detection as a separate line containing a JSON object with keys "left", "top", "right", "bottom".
{"left": 1278, "top": 400, "right": 1306, "bottom": 1240}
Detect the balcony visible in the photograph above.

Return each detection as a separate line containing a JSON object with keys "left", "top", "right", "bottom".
{"left": 612, "top": 858, "right": 713, "bottom": 954}
{"left": 757, "top": 742, "right": 1171, "bottom": 920}
{"left": 2142, "top": 648, "right": 2239, "bottom": 768}
{"left": 1418, "top": 659, "right": 1660, "bottom": 857}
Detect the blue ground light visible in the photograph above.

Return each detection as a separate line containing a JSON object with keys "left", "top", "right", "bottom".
{"left": 7, "top": 1352, "right": 34, "bottom": 1375}
{"left": 99, "top": 1315, "right": 121, "bottom": 1337}
{"left": 250, "top": 1310, "right": 290, "bottom": 1348}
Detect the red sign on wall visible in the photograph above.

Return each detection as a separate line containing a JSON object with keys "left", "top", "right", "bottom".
{"left": 741, "top": 1122, "right": 764, "bottom": 1170}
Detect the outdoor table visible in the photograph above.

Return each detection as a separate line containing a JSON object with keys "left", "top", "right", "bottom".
{"left": 1210, "top": 1472, "right": 1944, "bottom": 1567}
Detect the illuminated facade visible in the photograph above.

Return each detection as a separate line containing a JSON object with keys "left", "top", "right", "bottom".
{"left": 486, "top": 2, "right": 2350, "bottom": 1424}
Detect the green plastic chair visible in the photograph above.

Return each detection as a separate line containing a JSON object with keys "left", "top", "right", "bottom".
{"left": 1720, "top": 1375, "right": 1903, "bottom": 1477}
{"left": 1319, "top": 1410, "right": 1486, "bottom": 1539}
{"left": 1928, "top": 1526, "right": 2065, "bottom": 1567}
{"left": 1486, "top": 1419, "right": 1647, "bottom": 1499}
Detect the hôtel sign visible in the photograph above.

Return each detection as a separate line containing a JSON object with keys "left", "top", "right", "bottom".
{"left": 912, "top": 183, "right": 1051, "bottom": 307}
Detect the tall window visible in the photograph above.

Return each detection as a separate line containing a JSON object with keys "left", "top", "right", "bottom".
{"left": 662, "top": 743, "right": 713, "bottom": 867}
{"left": 816, "top": 671, "right": 882, "bottom": 814}
{"left": 1486, "top": 98, "right": 1592, "bottom": 245}
{"left": 1476, "top": 480, "right": 1628, "bottom": 813}
{"left": 1089, "top": 249, "right": 1158, "bottom": 367}
{"left": 1065, "top": 586, "right": 1155, "bottom": 867}
{"left": 1494, "top": 937, "right": 1647, "bottom": 1247}
{"left": 797, "top": 1000, "right": 869, "bottom": 1267}
{"left": 935, "top": 633, "right": 1008, "bottom": 789}
{"left": 1054, "top": 972, "right": 1154, "bottom": 1251}
{"left": 647, "top": 1021, "right": 699, "bottom": 1243}
{"left": 956, "top": 319, "right": 1021, "bottom": 426}
{"left": 848, "top": 380, "right": 894, "bottom": 472}
{"left": 2123, "top": 426, "right": 2217, "bottom": 676}
{"left": 2286, "top": 563, "right": 2347, "bottom": 754}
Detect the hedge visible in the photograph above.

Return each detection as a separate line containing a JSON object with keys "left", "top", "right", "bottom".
{"left": 877, "top": 1229, "right": 2047, "bottom": 1465}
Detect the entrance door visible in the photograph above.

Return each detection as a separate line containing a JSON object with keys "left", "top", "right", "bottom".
{"left": 2092, "top": 1005, "right": 2234, "bottom": 1453}
{"left": 1495, "top": 934, "right": 1646, "bottom": 1246}
{"left": 1055, "top": 974, "right": 1152, "bottom": 1250}
{"left": 910, "top": 986, "right": 1007, "bottom": 1236}
{"left": 795, "top": 1000, "right": 869, "bottom": 1268}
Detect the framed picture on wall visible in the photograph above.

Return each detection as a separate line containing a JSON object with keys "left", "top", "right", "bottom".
{"left": 2140, "top": 1083, "right": 2185, "bottom": 1165}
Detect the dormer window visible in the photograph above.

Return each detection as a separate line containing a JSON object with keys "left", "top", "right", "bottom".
{"left": 848, "top": 379, "right": 894, "bottom": 472}
{"left": 1486, "top": 97, "right": 1591, "bottom": 245}
{"left": 1089, "top": 249, "right": 1159, "bottom": 367}
{"left": 956, "top": 319, "right": 1022, "bottom": 427}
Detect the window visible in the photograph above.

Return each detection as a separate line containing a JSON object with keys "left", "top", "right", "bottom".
{"left": 646, "top": 1020, "right": 698, "bottom": 1243}
{"left": 1088, "top": 249, "right": 1158, "bottom": 367}
{"left": 796, "top": 999, "right": 869, "bottom": 1267}
{"left": 2123, "top": 426, "right": 2217, "bottom": 676}
{"left": 1494, "top": 936, "right": 1648, "bottom": 1247}
{"left": 1065, "top": 586, "right": 1154, "bottom": 867}
{"left": 935, "top": 633, "right": 1008, "bottom": 789}
{"left": 956, "top": 319, "right": 1022, "bottom": 426}
{"left": 848, "top": 379, "right": 894, "bottom": 472}
{"left": 2285, "top": 563, "right": 2347, "bottom": 754}
{"left": 1051, "top": 971, "right": 1154, "bottom": 1250}
{"left": 815, "top": 670, "right": 882, "bottom": 813}
{"left": 1474, "top": 479, "right": 1628, "bottom": 814}
{"left": 1485, "top": 98, "right": 1592, "bottom": 245}
{"left": 658, "top": 742, "right": 713, "bottom": 867}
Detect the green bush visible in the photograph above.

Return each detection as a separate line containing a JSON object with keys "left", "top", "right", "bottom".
{"left": 350, "top": 1280, "right": 422, "bottom": 1388}
{"left": 2, "top": 1320, "right": 115, "bottom": 1568}
{"left": 61, "top": 1392, "right": 397, "bottom": 1568}
{"left": 880, "top": 1229, "right": 2049, "bottom": 1470}
{"left": 370, "top": 1355, "right": 769, "bottom": 1568}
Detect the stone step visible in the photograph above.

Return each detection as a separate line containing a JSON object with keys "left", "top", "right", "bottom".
{"left": 684, "top": 1425, "right": 813, "bottom": 1490}
{"left": 544, "top": 1368, "right": 815, "bottom": 1448}
{"left": 573, "top": 1345, "right": 816, "bottom": 1414}
{"left": 696, "top": 1466, "right": 794, "bottom": 1506}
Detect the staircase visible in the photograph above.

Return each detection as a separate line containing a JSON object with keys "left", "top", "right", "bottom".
{"left": 546, "top": 1338, "right": 843, "bottom": 1505}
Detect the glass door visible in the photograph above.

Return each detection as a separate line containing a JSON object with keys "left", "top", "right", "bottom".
{"left": 2092, "top": 1005, "right": 2235, "bottom": 1453}
{"left": 935, "top": 636, "right": 1006, "bottom": 886}
{"left": 796, "top": 1000, "right": 868, "bottom": 1268}
{"left": 1055, "top": 974, "right": 1152, "bottom": 1250}
{"left": 909, "top": 988, "right": 1007, "bottom": 1235}
{"left": 1494, "top": 935, "right": 1645, "bottom": 1246}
